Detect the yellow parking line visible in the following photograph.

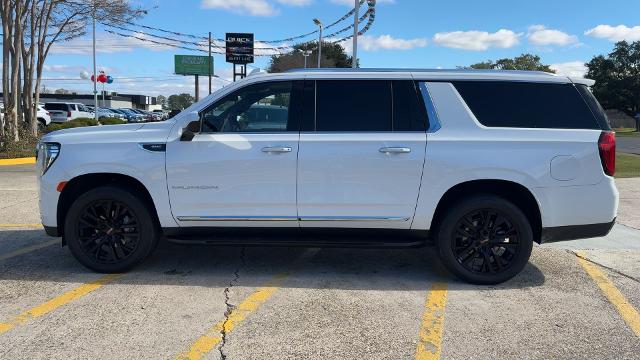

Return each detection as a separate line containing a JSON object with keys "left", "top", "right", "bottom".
{"left": 0, "top": 239, "right": 60, "bottom": 261}
{"left": 576, "top": 252, "right": 640, "bottom": 337}
{"left": 0, "top": 273, "right": 123, "bottom": 335}
{"left": 174, "top": 249, "right": 318, "bottom": 360}
{"left": 0, "top": 224, "right": 43, "bottom": 229}
{"left": 0, "top": 157, "right": 36, "bottom": 166}
{"left": 415, "top": 282, "right": 449, "bottom": 360}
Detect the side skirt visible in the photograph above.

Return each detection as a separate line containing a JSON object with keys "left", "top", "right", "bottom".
{"left": 162, "top": 227, "right": 430, "bottom": 248}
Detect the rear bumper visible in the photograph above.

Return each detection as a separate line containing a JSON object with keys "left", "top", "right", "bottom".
{"left": 540, "top": 218, "right": 615, "bottom": 243}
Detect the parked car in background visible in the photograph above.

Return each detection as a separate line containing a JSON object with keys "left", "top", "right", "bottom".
{"left": 112, "top": 108, "right": 145, "bottom": 123}
{"left": 94, "top": 107, "right": 124, "bottom": 120}
{"left": 152, "top": 109, "right": 168, "bottom": 120}
{"left": 125, "top": 108, "right": 156, "bottom": 122}
{"left": 44, "top": 102, "right": 92, "bottom": 123}
{"left": 37, "top": 104, "right": 52, "bottom": 127}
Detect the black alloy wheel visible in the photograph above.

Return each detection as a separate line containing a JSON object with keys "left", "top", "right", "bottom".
{"left": 77, "top": 199, "right": 140, "bottom": 264}
{"left": 436, "top": 195, "right": 533, "bottom": 284}
{"left": 65, "top": 186, "right": 158, "bottom": 273}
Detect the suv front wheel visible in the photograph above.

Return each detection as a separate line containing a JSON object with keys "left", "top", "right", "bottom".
{"left": 64, "top": 186, "right": 158, "bottom": 273}
{"left": 436, "top": 195, "right": 533, "bottom": 285}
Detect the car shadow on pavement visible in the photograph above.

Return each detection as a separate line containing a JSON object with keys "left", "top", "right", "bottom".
{"left": 0, "top": 229, "right": 546, "bottom": 291}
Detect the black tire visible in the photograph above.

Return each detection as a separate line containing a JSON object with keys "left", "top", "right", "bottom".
{"left": 435, "top": 195, "right": 533, "bottom": 285}
{"left": 64, "top": 186, "right": 158, "bottom": 273}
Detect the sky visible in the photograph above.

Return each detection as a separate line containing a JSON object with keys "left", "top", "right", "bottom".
{"left": 41, "top": 0, "right": 640, "bottom": 97}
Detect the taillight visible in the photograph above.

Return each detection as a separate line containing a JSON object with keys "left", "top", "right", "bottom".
{"left": 598, "top": 131, "right": 615, "bottom": 176}
{"left": 67, "top": 111, "right": 71, "bottom": 118}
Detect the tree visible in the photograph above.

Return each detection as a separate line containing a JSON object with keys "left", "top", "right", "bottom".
{"left": 268, "top": 42, "right": 354, "bottom": 73}
{"left": 167, "top": 93, "right": 195, "bottom": 110}
{"left": 468, "top": 54, "right": 555, "bottom": 73}
{"left": 586, "top": 41, "right": 640, "bottom": 131}
{"left": 0, "top": 0, "right": 145, "bottom": 142}
{"left": 156, "top": 95, "right": 167, "bottom": 110}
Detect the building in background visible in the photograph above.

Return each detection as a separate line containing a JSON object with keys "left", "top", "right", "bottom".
{"left": 0, "top": 92, "right": 160, "bottom": 111}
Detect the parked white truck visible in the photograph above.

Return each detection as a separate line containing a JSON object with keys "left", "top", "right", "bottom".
{"left": 37, "top": 69, "right": 618, "bottom": 284}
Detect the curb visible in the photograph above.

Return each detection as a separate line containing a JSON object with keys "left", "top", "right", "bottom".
{"left": 0, "top": 157, "right": 36, "bottom": 166}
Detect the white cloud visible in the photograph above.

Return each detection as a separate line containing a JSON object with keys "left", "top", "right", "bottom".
{"left": 585, "top": 24, "right": 640, "bottom": 42}
{"left": 331, "top": 0, "right": 394, "bottom": 5}
{"left": 201, "top": 0, "right": 278, "bottom": 16}
{"left": 336, "top": 34, "right": 427, "bottom": 54}
{"left": 50, "top": 32, "right": 177, "bottom": 55}
{"left": 433, "top": 29, "right": 520, "bottom": 51}
{"left": 358, "top": 35, "right": 427, "bottom": 51}
{"left": 528, "top": 25, "right": 578, "bottom": 46}
{"left": 550, "top": 61, "right": 587, "bottom": 78}
{"left": 276, "top": 0, "right": 312, "bottom": 5}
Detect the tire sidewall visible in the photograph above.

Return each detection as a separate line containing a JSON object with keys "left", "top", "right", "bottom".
{"left": 436, "top": 195, "right": 534, "bottom": 285}
{"left": 64, "top": 186, "right": 156, "bottom": 273}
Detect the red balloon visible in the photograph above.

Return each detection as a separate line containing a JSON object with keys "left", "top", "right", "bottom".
{"left": 97, "top": 74, "right": 107, "bottom": 83}
{"left": 90, "top": 74, "right": 95, "bottom": 82}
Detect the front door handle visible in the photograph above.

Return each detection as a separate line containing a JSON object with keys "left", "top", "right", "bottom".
{"left": 379, "top": 147, "right": 411, "bottom": 154}
{"left": 262, "top": 146, "right": 293, "bottom": 153}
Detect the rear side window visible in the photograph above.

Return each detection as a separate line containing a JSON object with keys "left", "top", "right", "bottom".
{"left": 575, "top": 84, "right": 611, "bottom": 130}
{"left": 44, "top": 103, "right": 68, "bottom": 111}
{"left": 453, "top": 81, "right": 600, "bottom": 129}
{"left": 393, "top": 80, "right": 428, "bottom": 131}
{"left": 316, "top": 80, "right": 392, "bottom": 132}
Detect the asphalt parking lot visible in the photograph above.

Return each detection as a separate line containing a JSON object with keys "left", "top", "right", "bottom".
{"left": 0, "top": 164, "right": 639, "bottom": 359}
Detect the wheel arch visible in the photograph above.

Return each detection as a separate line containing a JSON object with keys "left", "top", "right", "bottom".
{"left": 57, "top": 172, "right": 160, "bottom": 244}
{"left": 430, "top": 179, "right": 543, "bottom": 243}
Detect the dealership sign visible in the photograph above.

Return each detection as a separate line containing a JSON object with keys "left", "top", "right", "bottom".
{"left": 226, "top": 33, "right": 254, "bottom": 64}
{"left": 174, "top": 55, "right": 213, "bottom": 76}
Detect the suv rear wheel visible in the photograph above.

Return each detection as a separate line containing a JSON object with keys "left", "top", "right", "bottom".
{"left": 64, "top": 186, "right": 158, "bottom": 273}
{"left": 436, "top": 195, "right": 533, "bottom": 284}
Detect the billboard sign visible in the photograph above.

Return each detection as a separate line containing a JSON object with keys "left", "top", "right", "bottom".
{"left": 226, "top": 33, "right": 254, "bottom": 64}
{"left": 174, "top": 55, "right": 213, "bottom": 76}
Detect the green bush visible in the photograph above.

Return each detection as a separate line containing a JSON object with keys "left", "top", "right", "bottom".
{"left": 99, "top": 117, "right": 126, "bottom": 125}
{"left": 45, "top": 118, "right": 99, "bottom": 133}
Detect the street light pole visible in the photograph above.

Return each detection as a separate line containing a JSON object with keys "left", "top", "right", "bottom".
{"left": 92, "top": 0, "right": 98, "bottom": 122}
{"left": 313, "top": 18, "right": 323, "bottom": 68}
{"left": 352, "top": 0, "right": 359, "bottom": 68}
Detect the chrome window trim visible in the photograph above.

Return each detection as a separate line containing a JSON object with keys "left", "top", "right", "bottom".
{"left": 177, "top": 216, "right": 410, "bottom": 222}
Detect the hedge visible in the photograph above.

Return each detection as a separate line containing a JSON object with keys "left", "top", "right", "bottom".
{"left": 45, "top": 117, "right": 126, "bottom": 133}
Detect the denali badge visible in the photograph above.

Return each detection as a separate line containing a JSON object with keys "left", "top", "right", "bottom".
{"left": 171, "top": 185, "right": 219, "bottom": 190}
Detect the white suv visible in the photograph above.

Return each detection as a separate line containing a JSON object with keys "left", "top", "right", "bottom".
{"left": 44, "top": 102, "right": 92, "bottom": 123}
{"left": 37, "top": 69, "right": 618, "bottom": 284}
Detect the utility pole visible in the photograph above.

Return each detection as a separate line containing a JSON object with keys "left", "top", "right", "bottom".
{"left": 195, "top": 74, "right": 199, "bottom": 102}
{"left": 92, "top": 0, "right": 98, "bottom": 122}
{"left": 352, "top": 0, "right": 359, "bottom": 68}
{"left": 208, "top": 32, "right": 212, "bottom": 95}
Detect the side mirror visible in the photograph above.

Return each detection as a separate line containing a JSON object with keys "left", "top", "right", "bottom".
{"left": 180, "top": 112, "right": 201, "bottom": 142}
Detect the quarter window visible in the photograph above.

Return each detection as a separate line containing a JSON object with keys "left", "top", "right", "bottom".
{"left": 453, "top": 81, "right": 600, "bottom": 129}
{"left": 201, "top": 81, "right": 294, "bottom": 133}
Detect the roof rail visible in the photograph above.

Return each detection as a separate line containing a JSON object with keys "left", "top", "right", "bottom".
{"left": 285, "top": 68, "right": 557, "bottom": 76}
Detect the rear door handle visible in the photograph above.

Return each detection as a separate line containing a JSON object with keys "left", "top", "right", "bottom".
{"left": 379, "top": 147, "right": 411, "bottom": 154}
{"left": 262, "top": 146, "right": 293, "bottom": 153}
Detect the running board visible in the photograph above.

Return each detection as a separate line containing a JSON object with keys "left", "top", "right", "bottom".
{"left": 164, "top": 227, "right": 429, "bottom": 248}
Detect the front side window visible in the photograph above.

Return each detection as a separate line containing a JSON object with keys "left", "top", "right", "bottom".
{"left": 201, "top": 81, "right": 294, "bottom": 133}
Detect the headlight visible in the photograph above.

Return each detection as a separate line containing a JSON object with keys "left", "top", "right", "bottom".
{"left": 40, "top": 142, "right": 60, "bottom": 175}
